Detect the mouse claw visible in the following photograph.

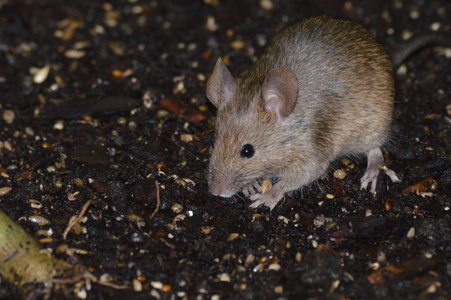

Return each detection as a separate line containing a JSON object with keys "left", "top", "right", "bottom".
{"left": 361, "top": 148, "right": 399, "bottom": 193}
{"left": 249, "top": 189, "right": 282, "bottom": 210}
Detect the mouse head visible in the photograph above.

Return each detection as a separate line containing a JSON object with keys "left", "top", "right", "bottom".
{"left": 206, "top": 58, "right": 299, "bottom": 197}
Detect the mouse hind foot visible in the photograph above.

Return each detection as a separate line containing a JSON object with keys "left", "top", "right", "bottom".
{"left": 360, "top": 148, "right": 400, "bottom": 193}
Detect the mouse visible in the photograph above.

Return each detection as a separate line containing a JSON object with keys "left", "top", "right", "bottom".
{"left": 206, "top": 15, "right": 448, "bottom": 210}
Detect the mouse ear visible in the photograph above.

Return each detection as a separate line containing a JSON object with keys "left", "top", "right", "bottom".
{"left": 262, "top": 68, "right": 299, "bottom": 122}
{"left": 206, "top": 58, "right": 238, "bottom": 109}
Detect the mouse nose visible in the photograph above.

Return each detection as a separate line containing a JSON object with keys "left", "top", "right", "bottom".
{"left": 209, "top": 171, "right": 237, "bottom": 197}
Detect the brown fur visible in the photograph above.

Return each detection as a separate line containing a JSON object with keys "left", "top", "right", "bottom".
{"left": 207, "top": 15, "right": 395, "bottom": 208}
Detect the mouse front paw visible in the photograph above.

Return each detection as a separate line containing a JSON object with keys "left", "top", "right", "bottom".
{"left": 242, "top": 180, "right": 262, "bottom": 197}
{"left": 249, "top": 189, "right": 283, "bottom": 210}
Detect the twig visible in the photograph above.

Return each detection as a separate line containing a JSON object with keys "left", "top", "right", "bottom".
{"left": 149, "top": 180, "right": 160, "bottom": 220}
{"left": 63, "top": 200, "right": 92, "bottom": 240}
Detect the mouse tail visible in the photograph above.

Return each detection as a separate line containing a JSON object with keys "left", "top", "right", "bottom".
{"left": 391, "top": 32, "right": 451, "bottom": 68}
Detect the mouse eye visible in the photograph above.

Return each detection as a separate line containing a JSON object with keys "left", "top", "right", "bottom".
{"left": 240, "top": 144, "right": 255, "bottom": 158}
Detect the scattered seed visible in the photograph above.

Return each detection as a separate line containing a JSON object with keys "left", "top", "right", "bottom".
{"left": 295, "top": 252, "right": 302, "bottom": 262}
{"left": 314, "top": 215, "right": 325, "bottom": 228}
{"left": 73, "top": 177, "right": 84, "bottom": 187}
{"left": 365, "top": 209, "right": 372, "bottom": 217}
{"left": 312, "top": 240, "right": 318, "bottom": 248}
{"left": 28, "top": 215, "right": 49, "bottom": 226}
{"left": 53, "top": 120, "right": 64, "bottom": 130}
{"left": 268, "top": 263, "right": 281, "bottom": 271}
{"left": 274, "top": 286, "right": 283, "bottom": 294}
{"left": 205, "top": 16, "right": 218, "bottom": 31}
{"left": 3, "top": 109, "right": 15, "bottom": 124}
{"left": 3, "top": 141, "right": 12, "bottom": 151}
{"left": 230, "top": 40, "right": 245, "bottom": 50}
{"left": 397, "top": 64, "right": 407, "bottom": 76}
{"left": 384, "top": 199, "right": 393, "bottom": 211}
{"left": 133, "top": 279, "right": 142, "bottom": 292}
{"left": 156, "top": 110, "right": 169, "bottom": 119}
{"left": 333, "top": 169, "right": 347, "bottom": 179}
{"left": 151, "top": 281, "right": 163, "bottom": 289}
{"left": 402, "top": 30, "right": 413, "bottom": 40}
{"left": 409, "top": 9, "right": 420, "bottom": 19}
{"left": 407, "top": 227, "right": 415, "bottom": 239}
{"left": 253, "top": 263, "right": 265, "bottom": 272}
{"left": 33, "top": 65, "right": 50, "bottom": 84}
{"left": 278, "top": 215, "right": 289, "bottom": 224}
{"left": 0, "top": 187, "right": 12, "bottom": 197}
{"left": 377, "top": 251, "right": 387, "bottom": 264}
{"left": 430, "top": 22, "right": 441, "bottom": 31}
{"left": 227, "top": 233, "right": 239, "bottom": 242}
{"left": 343, "top": 1, "right": 354, "bottom": 13}
{"left": 245, "top": 254, "right": 255, "bottom": 265}
{"left": 260, "top": 0, "right": 274, "bottom": 11}
{"left": 180, "top": 133, "right": 193, "bottom": 143}
{"left": 160, "top": 284, "right": 171, "bottom": 292}
{"left": 65, "top": 49, "right": 86, "bottom": 59}
{"left": 29, "top": 199, "right": 43, "bottom": 209}
{"left": 261, "top": 178, "right": 272, "bottom": 194}
{"left": 171, "top": 203, "right": 183, "bottom": 214}
{"left": 326, "top": 194, "right": 334, "bottom": 199}
{"left": 219, "top": 273, "right": 231, "bottom": 282}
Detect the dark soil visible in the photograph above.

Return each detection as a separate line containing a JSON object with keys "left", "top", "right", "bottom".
{"left": 0, "top": 0, "right": 450, "bottom": 299}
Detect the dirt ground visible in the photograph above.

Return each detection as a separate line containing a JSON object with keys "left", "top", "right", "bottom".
{"left": 0, "top": 0, "right": 450, "bottom": 299}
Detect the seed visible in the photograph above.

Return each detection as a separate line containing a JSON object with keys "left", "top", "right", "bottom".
{"left": 180, "top": 134, "right": 193, "bottom": 143}
{"left": 227, "top": 233, "right": 239, "bottom": 242}
{"left": 333, "top": 169, "right": 347, "bottom": 179}
{"left": 73, "top": 178, "right": 84, "bottom": 187}
{"left": 33, "top": 65, "right": 50, "bottom": 84}
{"left": 384, "top": 199, "right": 393, "bottom": 211}
{"left": 407, "top": 227, "right": 415, "bottom": 239}
{"left": 64, "top": 49, "right": 86, "bottom": 59}
{"left": 268, "top": 263, "right": 281, "bottom": 271}
{"left": 261, "top": 178, "right": 272, "bottom": 194}
{"left": 0, "top": 187, "right": 12, "bottom": 196}
{"left": 171, "top": 203, "right": 183, "bottom": 214}
{"left": 2, "top": 109, "right": 15, "bottom": 124}
{"left": 28, "top": 215, "right": 49, "bottom": 226}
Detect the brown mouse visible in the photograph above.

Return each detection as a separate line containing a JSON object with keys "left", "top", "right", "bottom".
{"left": 206, "top": 15, "right": 444, "bottom": 210}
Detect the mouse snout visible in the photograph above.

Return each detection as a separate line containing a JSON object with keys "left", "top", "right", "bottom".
{"left": 209, "top": 171, "right": 238, "bottom": 198}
